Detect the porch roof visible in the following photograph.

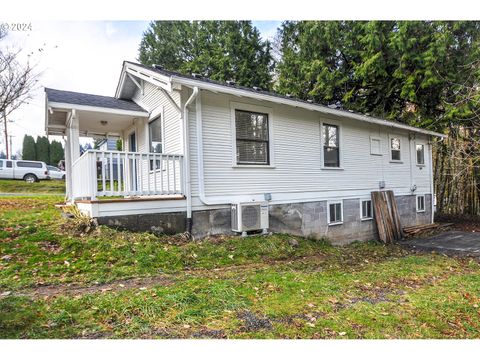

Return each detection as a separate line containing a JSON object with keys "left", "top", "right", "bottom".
{"left": 45, "top": 88, "right": 147, "bottom": 113}
{"left": 45, "top": 88, "right": 149, "bottom": 137}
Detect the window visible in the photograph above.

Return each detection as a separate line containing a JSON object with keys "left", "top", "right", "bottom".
{"left": 370, "top": 137, "right": 381, "bottom": 155}
{"left": 16, "top": 161, "right": 42, "bottom": 168}
{"left": 149, "top": 117, "right": 163, "bottom": 170}
{"left": 6, "top": 161, "right": 12, "bottom": 168}
{"left": 417, "top": 195, "right": 425, "bottom": 212}
{"left": 390, "top": 137, "right": 401, "bottom": 161}
{"left": 416, "top": 144, "right": 425, "bottom": 165}
{"left": 323, "top": 124, "right": 340, "bottom": 167}
{"left": 235, "top": 110, "right": 269, "bottom": 165}
{"left": 0, "top": 160, "right": 3, "bottom": 168}
{"left": 328, "top": 201, "right": 343, "bottom": 225}
{"left": 361, "top": 199, "right": 373, "bottom": 220}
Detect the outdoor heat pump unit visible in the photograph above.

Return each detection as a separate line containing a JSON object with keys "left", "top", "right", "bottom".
{"left": 231, "top": 202, "right": 269, "bottom": 235}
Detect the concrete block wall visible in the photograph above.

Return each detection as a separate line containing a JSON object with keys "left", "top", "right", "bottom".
{"left": 95, "top": 194, "right": 432, "bottom": 244}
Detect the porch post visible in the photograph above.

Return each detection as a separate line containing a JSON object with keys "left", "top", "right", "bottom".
{"left": 64, "top": 135, "right": 72, "bottom": 202}
{"left": 65, "top": 110, "right": 80, "bottom": 202}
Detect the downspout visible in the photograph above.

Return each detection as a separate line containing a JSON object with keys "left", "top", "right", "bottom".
{"left": 429, "top": 136, "right": 435, "bottom": 223}
{"left": 183, "top": 87, "right": 199, "bottom": 235}
{"left": 195, "top": 92, "right": 232, "bottom": 206}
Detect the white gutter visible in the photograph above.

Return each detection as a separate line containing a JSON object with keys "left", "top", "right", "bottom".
{"left": 48, "top": 102, "right": 149, "bottom": 117}
{"left": 173, "top": 76, "right": 445, "bottom": 139}
{"left": 195, "top": 92, "right": 235, "bottom": 206}
{"left": 183, "top": 87, "right": 199, "bottom": 224}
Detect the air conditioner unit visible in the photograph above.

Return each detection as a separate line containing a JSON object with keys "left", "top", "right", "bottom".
{"left": 231, "top": 202, "right": 269, "bottom": 235}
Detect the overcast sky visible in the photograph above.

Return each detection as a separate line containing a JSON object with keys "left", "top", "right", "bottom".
{"left": 2, "top": 21, "right": 281, "bottom": 155}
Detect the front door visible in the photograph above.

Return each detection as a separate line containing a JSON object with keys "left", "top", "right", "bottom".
{"left": 129, "top": 132, "right": 138, "bottom": 191}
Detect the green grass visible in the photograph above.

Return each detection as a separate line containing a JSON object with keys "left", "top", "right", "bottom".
{"left": 1, "top": 195, "right": 480, "bottom": 339}
{"left": 0, "top": 179, "right": 65, "bottom": 194}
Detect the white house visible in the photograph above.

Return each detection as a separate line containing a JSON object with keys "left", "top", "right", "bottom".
{"left": 45, "top": 61, "right": 444, "bottom": 243}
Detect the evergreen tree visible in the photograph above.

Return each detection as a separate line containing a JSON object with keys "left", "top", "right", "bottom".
{"left": 276, "top": 21, "right": 480, "bottom": 131}
{"left": 139, "top": 21, "right": 274, "bottom": 90}
{"left": 49, "top": 140, "right": 64, "bottom": 166}
{"left": 35, "top": 136, "right": 50, "bottom": 164}
{"left": 22, "top": 135, "right": 36, "bottom": 160}
{"left": 0, "top": 151, "right": 6, "bottom": 159}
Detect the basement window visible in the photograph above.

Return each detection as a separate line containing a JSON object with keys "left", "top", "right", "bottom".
{"left": 361, "top": 199, "right": 373, "bottom": 220}
{"left": 328, "top": 201, "right": 343, "bottom": 225}
{"left": 416, "top": 144, "right": 425, "bottom": 166}
{"left": 235, "top": 110, "right": 270, "bottom": 165}
{"left": 416, "top": 195, "right": 426, "bottom": 213}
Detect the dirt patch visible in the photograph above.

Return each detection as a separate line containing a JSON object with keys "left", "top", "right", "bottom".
{"left": 435, "top": 214, "right": 480, "bottom": 233}
{"left": 191, "top": 328, "right": 227, "bottom": 339}
{"left": 237, "top": 310, "right": 273, "bottom": 332}
{"left": 10, "top": 275, "right": 175, "bottom": 299}
{"left": 38, "top": 240, "right": 62, "bottom": 254}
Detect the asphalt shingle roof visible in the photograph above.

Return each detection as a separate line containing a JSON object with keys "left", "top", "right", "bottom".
{"left": 45, "top": 88, "right": 147, "bottom": 113}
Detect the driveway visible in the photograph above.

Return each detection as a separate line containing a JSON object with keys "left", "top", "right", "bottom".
{"left": 402, "top": 230, "right": 480, "bottom": 256}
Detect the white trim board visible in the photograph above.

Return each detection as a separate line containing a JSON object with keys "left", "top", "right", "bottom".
{"left": 48, "top": 102, "right": 149, "bottom": 117}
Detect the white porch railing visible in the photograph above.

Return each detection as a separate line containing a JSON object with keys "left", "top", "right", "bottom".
{"left": 71, "top": 150, "right": 184, "bottom": 199}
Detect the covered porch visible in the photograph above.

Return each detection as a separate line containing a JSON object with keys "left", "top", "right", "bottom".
{"left": 45, "top": 88, "right": 185, "bottom": 207}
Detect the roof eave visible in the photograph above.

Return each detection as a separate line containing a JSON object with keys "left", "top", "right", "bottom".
{"left": 47, "top": 101, "right": 149, "bottom": 117}
{"left": 171, "top": 76, "right": 445, "bottom": 138}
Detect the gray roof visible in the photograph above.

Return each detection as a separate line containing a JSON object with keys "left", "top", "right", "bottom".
{"left": 45, "top": 88, "right": 146, "bottom": 113}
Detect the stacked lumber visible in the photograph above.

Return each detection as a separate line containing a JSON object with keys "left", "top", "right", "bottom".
{"left": 371, "top": 190, "right": 404, "bottom": 243}
{"left": 403, "top": 223, "right": 453, "bottom": 237}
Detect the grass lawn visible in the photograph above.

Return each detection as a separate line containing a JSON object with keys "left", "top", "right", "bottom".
{"left": 0, "top": 179, "right": 65, "bottom": 194}
{"left": 1, "top": 196, "right": 480, "bottom": 339}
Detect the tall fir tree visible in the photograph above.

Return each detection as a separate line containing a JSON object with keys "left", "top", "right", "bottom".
{"left": 49, "top": 140, "right": 64, "bottom": 166}
{"left": 276, "top": 21, "right": 480, "bottom": 131}
{"left": 35, "top": 136, "right": 50, "bottom": 164}
{"left": 139, "top": 21, "right": 274, "bottom": 90}
{"left": 22, "top": 135, "right": 36, "bottom": 160}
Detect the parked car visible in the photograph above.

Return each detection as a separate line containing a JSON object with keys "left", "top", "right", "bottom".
{"left": 0, "top": 159, "right": 50, "bottom": 183}
{"left": 47, "top": 165, "right": 66, "bottom": 180}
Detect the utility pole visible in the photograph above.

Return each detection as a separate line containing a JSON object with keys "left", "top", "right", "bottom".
{"left": 9, "top": 135, "right": 14, "bottom": 160}
{"left": 2, "top": 111, "right": 8, "bottom": 159}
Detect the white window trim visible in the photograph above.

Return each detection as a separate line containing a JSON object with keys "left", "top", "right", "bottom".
{"left": 415, "top": 141, "right": 426, "bottom": 167}
{"left": 327, "top": 200, "right": 344, "bottom": 225}
{"left": 389, "top": 134, "right": 403, "bottom": 163}
{"left": 230, "top": 101, "right": 275, "bottom": 168}
{"left": 370, "top": 136, "right": 382, "bottom": 156}
{"left": 320, "top": 119, "right": 344, "bottom": 170}
{"left": 416, "top": 194, "right": 426, "bottom": 213}
{"left": 360, "top": 198, "right": 373, "bottom": 221}
{"left": 147, "top": 106, "right": 165, "bottom": 153}
{"left": 147, "top": 106, "right": 166, "bottom": 173}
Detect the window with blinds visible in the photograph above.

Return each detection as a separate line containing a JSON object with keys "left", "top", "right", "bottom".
{"left": 235, "top": 110, "right": 269, "bottom": 165}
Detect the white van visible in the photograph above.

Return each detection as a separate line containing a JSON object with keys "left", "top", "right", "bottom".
{"left": 0, "top": 160, "right": 50, "bottom": 183}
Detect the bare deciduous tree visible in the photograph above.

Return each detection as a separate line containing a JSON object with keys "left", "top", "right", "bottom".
{"left": 0, "top": 28, "right": 39, "bottom": 158}
{"left": 0, "top": 29, "right": 38, "bottom": 116}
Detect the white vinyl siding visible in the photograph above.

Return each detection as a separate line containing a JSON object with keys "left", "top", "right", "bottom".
{"left": 187, "top": 91, "right": 432, "bottom": 199}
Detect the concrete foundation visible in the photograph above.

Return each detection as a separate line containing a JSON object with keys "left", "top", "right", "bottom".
{"left": 95, "top": 194, "right": 432, "bottom": 244}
